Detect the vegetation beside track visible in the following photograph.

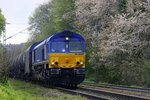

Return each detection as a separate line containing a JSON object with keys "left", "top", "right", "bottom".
{"left": 0, "top": 79, "right": 87, "bottom": 100}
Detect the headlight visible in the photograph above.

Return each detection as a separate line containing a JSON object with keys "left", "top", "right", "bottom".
{"left": 76, "top": 61, "right": 84, "bottom": 65}
{"left": 51, "top": 62, "right": 55, "bottom": 65}
{"left": 51, "top": 62, "right": 58, "bottom": 65}
{"left": 66, "top": 37, "right": 69, "bottom": 40}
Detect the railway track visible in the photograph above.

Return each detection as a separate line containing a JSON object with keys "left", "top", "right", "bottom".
{"left": 56, "top": 86, "right": 150, "bottom": 100}
{"left": 16, "top": 79, "right": 150, "bottom": 100}
{"left": 79, "top": 87, "right": 150, "bottom": 100}
{"left": 81, "top": 82, "right": 150, "bottom": 94}
{"left": 56, "top": 87, "right": 109, "bottom": 100}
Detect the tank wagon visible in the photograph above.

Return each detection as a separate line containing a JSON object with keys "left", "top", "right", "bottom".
{"left": 11, "top": 30, "right": 86, "bottom": 87}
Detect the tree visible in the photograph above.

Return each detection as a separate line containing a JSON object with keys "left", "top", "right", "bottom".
{"left": 76, "top": 0, "right": 150, "bottom": 86}
{"left": 28, "top": 0, "right": 76, "bottom": 46}
{"left": 0, "top": 9, "right": 6, "bottom": 83}
{"left": 29, "top": 2, "right": 52, "bottom": 35}
{"left": 0, "top": 9, "right": 5, "bottom": 35}
{"left": 51, "top": 0, "right": 76, "bottom": 32}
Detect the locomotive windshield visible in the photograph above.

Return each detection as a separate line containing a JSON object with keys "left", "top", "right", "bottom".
{"left": 51, "top": 41, "right": 83, "bottom": 53}
{"left": 69, "top": 41, "right": 83, "bottom": 52}
{"left": 51, "top": 41, "right": 66, "bottom": 53}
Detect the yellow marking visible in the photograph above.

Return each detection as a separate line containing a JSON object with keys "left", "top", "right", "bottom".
{"left": 49, "top": 53, "right": 86, "bottom": 68}
{"left": 33, "top": 60, "right": 48, "bottom": 66}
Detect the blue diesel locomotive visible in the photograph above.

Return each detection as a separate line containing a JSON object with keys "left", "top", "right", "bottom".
{"left": 12, "top": 30, "right": 86, "bottom": 87}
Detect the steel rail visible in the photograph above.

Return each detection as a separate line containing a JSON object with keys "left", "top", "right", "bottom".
{"left": 55, "top": 87, "right": 110, "bottom": 100}
{"left": 82, "top": 82, "right": 150, "bottom": 94}
{"left": 78, "top": 87, "right": 150, "bottom": 100}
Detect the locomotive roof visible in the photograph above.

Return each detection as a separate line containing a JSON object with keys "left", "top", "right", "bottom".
{"left": 33, "top": 30, "right": 85, "bottom": 50}
{"left": 26, "top": 40, "right": 43, "bottom": 52}
{"left": 46, "top": 30, "right": 85, "bottom": 42}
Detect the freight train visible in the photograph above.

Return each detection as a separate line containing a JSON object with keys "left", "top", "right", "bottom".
{"left": 11, "top": 30, "right": 86, "bottom": 88}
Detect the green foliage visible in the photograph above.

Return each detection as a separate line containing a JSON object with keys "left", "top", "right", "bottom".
{"left": 6, "top": 79, "right": 87, "bottom": 100}
{"left": 0, "top": 9, "right": 6, "bottom": 34}
{"left": 0, "top": 46, "right": 4, "bottom": 52}
{"left": 51, "top": 0, "right": 76, "bottom": 32}
{"left": 0, "top": 83, "right": 20, "bottom": 100}
{"left": 118, "top": 0, "right": 127, "bottom": 13}
{"left": 0, "top": 46, "right": 9, "bottom": 84}
{"left": 85, "top": 39, "right": 94, "bottom": 81}
{"left": 0, "top": 9, "right": 6, "bottom": 83}
{"left": 143, "top": 60, "right": 150, "bottom": 87}
{"left": 29, "top": 2, "right": 52, "bottom": 34}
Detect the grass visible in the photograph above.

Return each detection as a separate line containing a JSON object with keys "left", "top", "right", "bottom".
{"left": 84, "top": 77, "right": 150, "bottom": 89}
{"left": 84, "top": 79, "right": 94, "bottom": 83}
{"left": 0, "top": 79, "right": 87, "bottom": 100}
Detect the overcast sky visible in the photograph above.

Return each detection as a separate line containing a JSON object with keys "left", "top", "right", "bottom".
{"left": 0, "top": 0, "right": 49, "bottom": 44}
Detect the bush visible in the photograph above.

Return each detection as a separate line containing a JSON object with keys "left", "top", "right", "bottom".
{"left": 0, "top": 47, "right": 10, "bottom": 84}
{"left": 0, "top": 83, "right": 20, "bottom": 100}
{"left": 118, "top": 0, "right": 127, "bottom": 13}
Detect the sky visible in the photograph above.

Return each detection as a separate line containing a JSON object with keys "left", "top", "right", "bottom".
{"left": 0, "top": 0, "right": 49, "bottom": 44}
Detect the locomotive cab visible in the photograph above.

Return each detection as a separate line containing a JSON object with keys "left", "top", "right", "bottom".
{"left": 48, "top": 31, "right": 86, "bottom": 85}
{"left": 49, "top": 37, "right": 86, "bottom": 68}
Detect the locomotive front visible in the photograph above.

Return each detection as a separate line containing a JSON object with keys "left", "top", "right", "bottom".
{"left": 48, "top": 31, "right": 86, "bottom": 85}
